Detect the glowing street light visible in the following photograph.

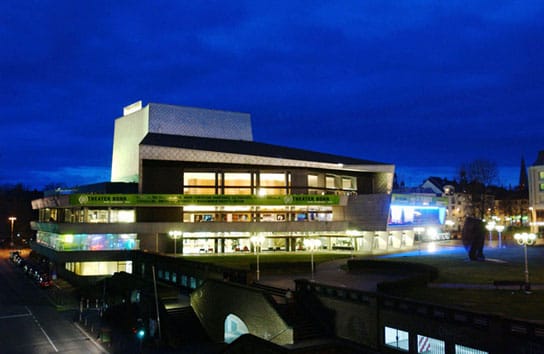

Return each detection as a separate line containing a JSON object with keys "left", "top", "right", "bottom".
{"left": 495, "top": 225, "right": 505, "bottom": 248}
{"left": 514, "top": 232, "right": 537, "bottom": 293}
{"left": 8, "top": 216, "right": 16, "bottom": 247}
{"left": 485, "top": 221, "right": 496, "bottom": 243}
{"left": 168, "top": 230, "right": 182, "bottom": 257}
{"left": 250, "top": 235, "right": 265, "bottom": 281}
{"left": 303, "top": 238, "right": 321, "bottom": 280}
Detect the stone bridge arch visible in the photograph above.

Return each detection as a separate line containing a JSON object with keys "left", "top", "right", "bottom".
{"left": 191, "top": 279, "right": 293, "bottom": 345}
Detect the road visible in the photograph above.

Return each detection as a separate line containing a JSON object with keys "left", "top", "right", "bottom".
{"left": 0, "top": 249, "right": 107, "bottom": 354}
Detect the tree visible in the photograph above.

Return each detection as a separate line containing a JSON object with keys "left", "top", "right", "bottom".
{"left": 459, "top": 159, "right": 498, "bottom": 219}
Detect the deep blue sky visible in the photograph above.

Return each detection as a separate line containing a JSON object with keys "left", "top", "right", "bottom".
{"left": 2, "top": 1, "right": 543, "bottom": 190}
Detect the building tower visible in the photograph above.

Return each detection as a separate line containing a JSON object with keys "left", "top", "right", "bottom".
{"left": 518, "top": 156, "right": 528, "bottom": 191}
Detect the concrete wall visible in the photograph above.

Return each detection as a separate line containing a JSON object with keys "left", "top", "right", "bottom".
{"left": 191, "top": 280, "right": 293, "bottom": 345}
{"left": 111, "top": 105, "right": 149, "bottom": 183}
{"left": 344, "top": 194, "right": 391, "bottom": 230}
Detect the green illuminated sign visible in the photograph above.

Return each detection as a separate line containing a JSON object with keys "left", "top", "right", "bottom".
{"left": 69, "top": 194, "right": 340, "bottom": 206}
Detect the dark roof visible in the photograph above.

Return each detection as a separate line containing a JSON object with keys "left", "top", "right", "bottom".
{"left": 533, "top": 150, "right": 544, "bottom": 166}
{"left": 140, "top": 133, "right": 390, "bottom": 166}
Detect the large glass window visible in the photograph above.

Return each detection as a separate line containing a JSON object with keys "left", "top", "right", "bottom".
{"left": 454, "top": 344, "right": 487, "bottom": 354}
{"left": 258, "top": 173, "right": 287, "bottom": 195}
{"left": 184, "top": 172, "right": 216, "bottom": 194}
{"left": 326, "top": 176, "right": 336, "bottom": 189}
{"left": 260, "top": 173, "right": 286, "bottom": 187}
{"left": 308, "top": 175, "right": 319, "bottom": 187}
{"left": 224, "top": 172, "right": 251, "bottom": 195}
{"left": 384, "top": 326, "right": 409, "bottom": 351}
{"left": 417, "top": 334, "right": 445, "bottom": 353}
{"left": 342, "top": 177, "right": 355, "bottom": 190}
{"left": 110, "top": 210, "right": 135, "bottom": 223}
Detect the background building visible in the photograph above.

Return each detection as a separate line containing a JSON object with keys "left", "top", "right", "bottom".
{"left": 528, "top": 150, "right": 544, "bottom": 234}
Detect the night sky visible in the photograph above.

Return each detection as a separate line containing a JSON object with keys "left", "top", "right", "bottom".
{"left": 2, "top": 1, "right": 543, "bottom": 190}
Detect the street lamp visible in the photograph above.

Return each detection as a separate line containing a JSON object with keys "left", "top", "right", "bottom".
{"left": 485, "top": 221, "right": 496, "bottom": 244}
{"left": 168, "top": 230, "right": 182, "bottom": 257}
{"left": 250, "top": 235, "right": 265, "bottom": 281}
{"left": 495, "top": 225, "right": 505, "bottom": 248}
{"left": 346, "top": 230, "right": 358, "bottom": 259}
{"left": 303, "top": 238, "right": 321, "bottom": 280}
{"left": 514, "top": 232, "right": 536, "bottom": 293}
{"left": 8, "top": 216, "right": 16, "bottom": 247}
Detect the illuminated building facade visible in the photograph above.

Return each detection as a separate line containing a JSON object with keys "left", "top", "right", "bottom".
{"left": 528, "top": 150, "right": 544, "bottom": 234}
{"left": 31, "top": 101, "right": 409, "bottom": 278}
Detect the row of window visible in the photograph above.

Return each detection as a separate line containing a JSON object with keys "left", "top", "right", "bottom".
{"left": 40, "top": 206, "right": 333, "bottom": 224}
{"left": 183, "top": 171, "right": 356, "bottom": 195}
{"left": 385, "top": 326, "right": 487, "bottom": 354}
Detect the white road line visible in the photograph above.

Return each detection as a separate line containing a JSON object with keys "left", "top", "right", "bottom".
{"left": 0, "top": 313, "right": 32, "bottom": 320}
{"left": 25, "top": 306, "right": 59, "bottom": 352}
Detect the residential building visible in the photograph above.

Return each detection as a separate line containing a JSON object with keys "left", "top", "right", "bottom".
{"left": 528, "top": 150, "right": 544, "bottom": 234}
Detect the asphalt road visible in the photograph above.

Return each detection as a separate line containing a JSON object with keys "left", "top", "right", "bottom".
{"left": 0, "top": 249, "right": 107, "bottom": 354}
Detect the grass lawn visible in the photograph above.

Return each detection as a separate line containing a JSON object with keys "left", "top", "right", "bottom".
{"left": 376, "top": 244, "right": 544, "bottom": 321}
{"left": 182, "top": 252, "right": 351, "bottom": 270}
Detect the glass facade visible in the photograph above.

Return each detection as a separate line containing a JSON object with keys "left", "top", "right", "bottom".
{"left": 65, "top": 260, "right": 132, "bottom": 276}
{"left": 36, "top": 231, "right": 139, "bottom": 251}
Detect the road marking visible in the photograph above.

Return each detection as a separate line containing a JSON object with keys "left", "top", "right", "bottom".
{"left": 0, "top": 312, "right": 32, "bottom": 320}
{"left": 25, "top": 306, "right": 59, "bottom": 352}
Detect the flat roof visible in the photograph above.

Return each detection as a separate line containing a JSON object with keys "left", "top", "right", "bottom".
{"left": 140, "top": 133, "right": 390, "bottom": 166}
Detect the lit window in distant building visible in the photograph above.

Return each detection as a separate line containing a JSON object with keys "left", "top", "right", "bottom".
{"left": 539, "top": 171, "right": 544, "bottom": 179}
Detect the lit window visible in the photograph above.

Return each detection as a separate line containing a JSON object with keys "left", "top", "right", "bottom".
{"left": 342, "top": 177, "right": 355, "bottom": 190}
{"left": 260, "top": 173, "right": 286, "bottom": 187}
{"left": 224, "top": 173, "right": 251, "bottom": 186}
{"left": 326, "top": 176, "right": 336, "bottom": 189}
{"left": 308, "top": 175, "right": 319, "bottom": 187}
{"left": 417, "top": 334, "right": 445, "bottom": 353}
{"left": 455, "top": 344, "right": 488, "bottom": 354}
{"left": 384, "top": 326, "right": 409, "bottom": 351}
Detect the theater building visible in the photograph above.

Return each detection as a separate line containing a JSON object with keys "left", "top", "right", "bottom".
{"left": 31, "top": 101, "right": 412, "bottom": 278}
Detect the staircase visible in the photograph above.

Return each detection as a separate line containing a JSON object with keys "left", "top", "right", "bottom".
{"left": 251, "top": 282, "right": 331, "bottom": 342}
{"left": 164, "top": 304, "right": 209, "bottom": 345}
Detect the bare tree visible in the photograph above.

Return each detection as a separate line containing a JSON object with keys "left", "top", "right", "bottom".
{"left": 459, "top": 159, "right": 498, "bottom": 219}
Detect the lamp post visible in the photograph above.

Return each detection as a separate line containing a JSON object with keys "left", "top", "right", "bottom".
{"left": 168, "top": 230, "right": 182, "bottom": 257}
{"left": 8, "top": 217, "right": 16, "bottom": 247}
{"left": 346, "top": 230, "right": 358, "bottom": 259}
{"left": 250, "top": 235, "right": 265, "bottom": 281}
{"left": 495, "top": 225, "right": 504, "bottom": 248}
{"left": 514, "top": 232, "right": 536, "bottom": 293}
{"left": 485, "top": 221, "right": 496, "bottom": 244}
{"left": 303, "top": 238, "right": 321, "bottom": 280}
